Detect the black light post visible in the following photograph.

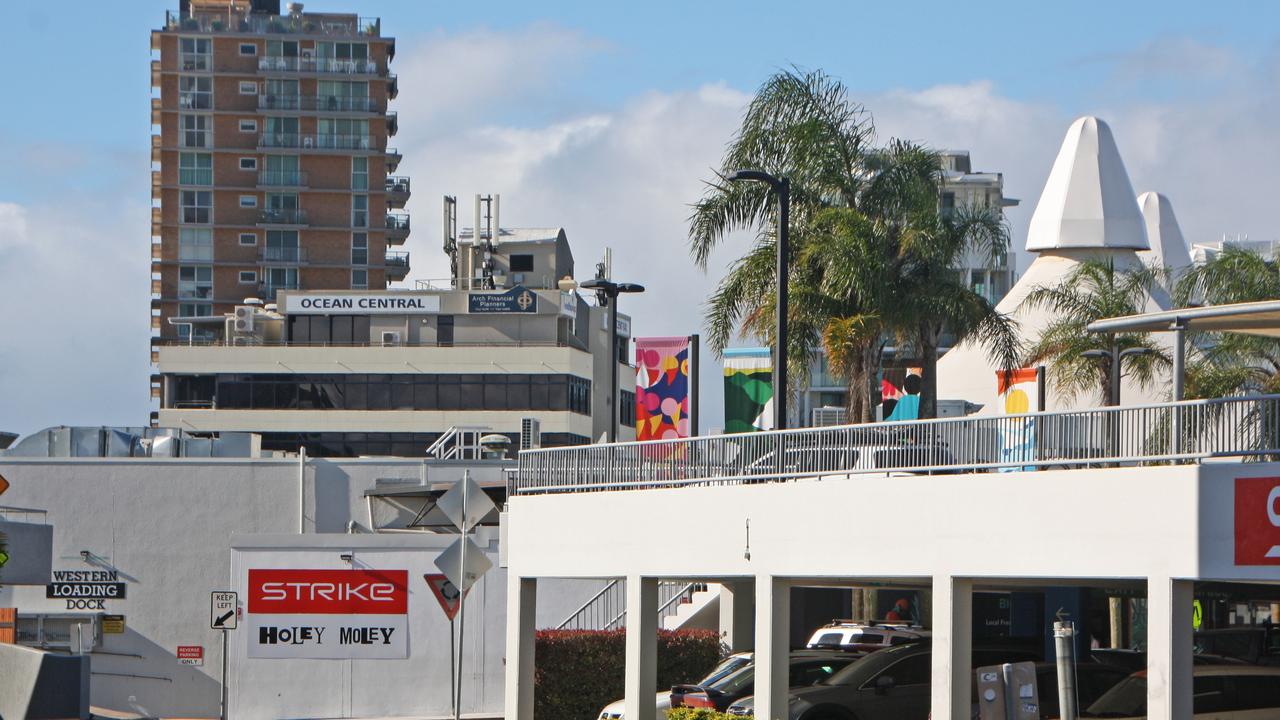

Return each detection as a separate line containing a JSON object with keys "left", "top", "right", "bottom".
{"left": 727, "top": 170, "right": 790, "bottom": 430}
{"left": 1082, "top": 346, "right": 1155, "bottom": 405}
{"left": 581, "top": 278, "right": 645, "bottom": 442}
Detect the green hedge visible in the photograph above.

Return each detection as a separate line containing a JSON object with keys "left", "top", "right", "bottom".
{"left": 667, "top": 708, "right": 751, "bottom": 720}
{"left": 535, "top": 628, "right": 722, "bottom": 720}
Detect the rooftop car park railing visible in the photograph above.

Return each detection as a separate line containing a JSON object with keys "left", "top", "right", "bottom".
{"left": 165, "top": 11, "right": 382, "bottom": 38}
{"left": 513, "top": 394, "right": 1280, "bottom": 495}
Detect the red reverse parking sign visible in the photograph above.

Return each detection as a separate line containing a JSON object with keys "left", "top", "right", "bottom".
{"left": 1235, "top": 477, "right": 1280, "bottom": 565}
{"left": 424, "top": 573, "right": 468, "bottom": 621}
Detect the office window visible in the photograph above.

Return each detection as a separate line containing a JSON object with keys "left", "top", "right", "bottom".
{"left": 239, "top": 42, "right": 257, "bottom": 56}
{"left": 239, "top": 81, "right": 258, "bottom": 95}
{"left": 178, "top": 76, "right": 212, "bottom": 109}
{"left": 239, "top": 271, "right": 258, "bottom": 284}
{"left": 178, "top": 152, "right": 212, "bottom": 185}
{"left": 620, "top": 390, "right": 636, "bottom": 428}
{"left": 351, "top": 156, "right": 368, "bottom": 191}
{"left": 239, "top": 195, "right": 258, "bottom": 208}
{"left": 179, "top": 37, "right": 211, "bottom": 71}
{"left": 239, "top": 232, "right": 257, "bottom": 246}
{"left": 178, "top": 265, "right": 213, "bottom": 299}
{"left": 352, "top": 269, "right": 368, "bottom": 289}
{"left": 178, "top": 227, "right": 213, "bottom": 262}
{"left": 180, "top": 190, "right": 212, "bottom": 224}
{"left": 351, "top": 195, "right": 368, "bottom": 228}
{"left": 510, "top": 254, "right": 534, "bottom": 272}
{"left": 239, "top": 157, "right": 257, "bottom": 171}
{"left": 239, "top": 119, "right": 257, "bottom": 133}
{"left": 437, "top": 315, "right": 454, "bottom": 346}
{"left": 179, "top": 114, "right": 211, "bottom": 148}
{"left": 351, "top": 233, "right": 368, "bottom": 265}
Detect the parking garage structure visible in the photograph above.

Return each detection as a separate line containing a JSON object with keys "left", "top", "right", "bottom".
{"left": 501, "top": 397, "right": 1280, "bottom": 720}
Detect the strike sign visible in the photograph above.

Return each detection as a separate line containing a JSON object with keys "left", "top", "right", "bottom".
{"left": 1235, "top": 476, "right": 1280, "bottom": 565}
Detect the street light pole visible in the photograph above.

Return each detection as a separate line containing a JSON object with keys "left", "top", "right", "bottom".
{"left": 728, "top": 170, "right": 790, "bottom": 430}
{"left": 581, "top": 278, "right": 646, "bottom": 442}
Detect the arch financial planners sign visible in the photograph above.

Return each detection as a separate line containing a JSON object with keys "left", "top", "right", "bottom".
{"left": 246, "top": 569, "right": 409, "bottom": 659}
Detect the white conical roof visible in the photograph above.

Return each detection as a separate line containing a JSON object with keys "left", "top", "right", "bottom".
{"left": 1025, "top": 117, "right": 1149, "bottom": 252}
{"left": 1137, "top": 191, "right": 1192, "bottom": 271}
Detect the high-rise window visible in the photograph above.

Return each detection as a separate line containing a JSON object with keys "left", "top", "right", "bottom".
{"left": 263, "top": 155, "right": 301, "bottom": 186}
{"left": 264, "top": 267, "right": 299, "bottom": 298}
{"left": 265, "top": 230, "right": 300, "bottom": 262}
{"left": 178, "top": 265, "right": 213, "bottom": 300}
{"left": 178, "top": 227, "right": 213, "bottom": 262}
{"left": 263, "top": 78, "right": 300, "bottom": 110}
{"left": 351, "top": 196, "right": 368, "bottom": 228}
{"left": 318, "top": 118, "right": 369, "bottom": 149}
{"left": 264, "top": 117, "right": 299, "bottom": 147}
{"left": 179, "top": 37, "right": 211, "bottom": 71}
{"left": 318, "top": 80, "right": 370, "bottom": 111}
{"left": 316, "top": 41, "right": 369, "bottom": 61}
{"left": 178, "top": 76, "right": 212, "bottom": 109}
{"left": 352, "top": 269, "right": 368, "bottom": 289}
{"left": 179, "top": 114, "right": 211, "bottom": 148}
{"left": 351, "top": 157, "right": 368, "bottom": 191}
{"left": 351, "top": 233, "right": 368, "bottom": 265}
{"left": 178, "top": 152, "right": 212, "bottom": 185}
{"left": 180, "top": 190, "right": 212, "bottom": 224}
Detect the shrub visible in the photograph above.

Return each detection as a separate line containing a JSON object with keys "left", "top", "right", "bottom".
{"left": 668, "top": 709, "right": 751, "bottom": 720}
{"left": 535, "top": 628, "right": 721, "bottom": 720}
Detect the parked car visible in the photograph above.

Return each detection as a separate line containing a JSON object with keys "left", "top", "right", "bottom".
{"left": 806, "top": 621, "right": 929, "bottom": 652}
{"left": 1084, "top": 665, "right": 1280, "bottom": 718}
{"left": 1194, "top": 626, "right": 1280, "bottom": 666}
{"left": 726, "top": 640, "right": 1040, "bottom": 720}
{"left": 1089, "top": 647, "right": 1248, "bottom": 673}
{"left": 597, "top": 651, "right": 752, "bottom": 720}
{"left": 675, "top": 649, "right": 866, "bottom": 711}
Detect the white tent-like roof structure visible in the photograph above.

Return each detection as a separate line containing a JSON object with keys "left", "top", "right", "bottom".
{"left": 1137, "top": 191, "right": 1193, "bottom": 271}
{"left": 935, "top": 116, "right": 1187, "bottom": 412}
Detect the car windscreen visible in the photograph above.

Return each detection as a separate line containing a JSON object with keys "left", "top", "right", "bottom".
{"left": 711, "top": 665, "right": 756, "bottom": 695}
{"left": 699, "top": 656, "right": 752, "bottom": 687}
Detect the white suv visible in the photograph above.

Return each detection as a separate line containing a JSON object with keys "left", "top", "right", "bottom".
{"left": 805, "top": 621, "right": 929, "bottom": 651}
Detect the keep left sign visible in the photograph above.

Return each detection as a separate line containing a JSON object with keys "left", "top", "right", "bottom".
{"left": 246, "top": 568, "right": 409, "bottom": 659}
{"left": 1235, "top": 477, "right": 1280, "bottom": 565}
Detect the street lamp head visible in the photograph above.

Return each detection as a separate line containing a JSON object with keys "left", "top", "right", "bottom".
{"left": 1080, "top": 349, "right": 1110, "bottom": 360}
{"left": 727, "top": 169, "right": 780, "bottom": 187}
{"left": 616, "top": 283, "right": 645, "bottom": 294}
{"left": 1120, "top": 347, "right": 1155, "bottom": 358}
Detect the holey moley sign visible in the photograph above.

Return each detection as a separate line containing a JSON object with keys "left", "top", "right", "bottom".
{"left": 1235, "top": 476, "right": 1280, "bottom": 566}
{"left": 247, "top": 569, "right": 409, "bottom": 659}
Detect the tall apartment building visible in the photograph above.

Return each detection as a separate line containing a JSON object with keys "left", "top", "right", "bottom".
{"left": 149, "top": 0, "right": 409, "bottom": 358}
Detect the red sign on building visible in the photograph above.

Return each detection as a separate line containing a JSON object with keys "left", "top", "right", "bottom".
{"left": 177, "top": 645, "right": 204, "bottom": 666}
{"left": 247, "top": 569, "right": 409, "bottom": 614}
{"left": 1234, "top": 476, "right": 1280, "bottom": 566}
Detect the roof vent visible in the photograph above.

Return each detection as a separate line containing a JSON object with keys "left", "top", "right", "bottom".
{"left": 243, "top": 297, "right": 264, "bottom": 307}
{"left": 264, "top": 303, "right": 279, "bottom": 313}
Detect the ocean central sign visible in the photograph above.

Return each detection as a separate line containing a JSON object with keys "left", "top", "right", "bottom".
{"left": 246, "top": 568, "right": 409, "bottom": 659}
{"left": 469, "top": 285, "right": 538, "bottom": 314}
{"left": 282, "top": 293, "right": 441, "bottom": 315}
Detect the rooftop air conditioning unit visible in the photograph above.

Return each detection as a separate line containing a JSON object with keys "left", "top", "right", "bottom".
{"left": 234, "top": 306, "right": 255, "bottom": 333}
{"left": 381, "top": 331, "right": 401, "bottom": 346}
{"left": 811, "top": 406, "right": 847, "bottom": 427}
{"left": 520, "top": 418, "right": 541, "bottom": 450}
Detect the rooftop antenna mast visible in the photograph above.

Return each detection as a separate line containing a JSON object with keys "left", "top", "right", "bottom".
{"left": 474, "top": 194, "right": 500, "bottom": 289}
{"left": 443, "top": 196, "right": 458, "bottom": 281}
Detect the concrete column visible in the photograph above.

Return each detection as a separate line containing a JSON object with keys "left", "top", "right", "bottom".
{"left": 754, "top": 575, "right": 790, "bottom": 720}
{"left": 719, "top": 579, "right": 755, "bottom": 653}
{"left": 624, "top": 576, "right": 658, "bottom": 720}
{"left": 930, "top": 576, "right": 972, "bottom": 720}
{"left": 1146, "top": 577, "right": 1193, "bottom": 720}
{"left": 504, "top": 576, "right": 536, "bottom": 720}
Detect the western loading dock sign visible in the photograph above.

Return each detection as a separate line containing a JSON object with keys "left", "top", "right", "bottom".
{"left": 46, "top": 570, "right": 127, "bottom": 610}
{"left": 246, "top": 568, "right": 409, "bottom": 659}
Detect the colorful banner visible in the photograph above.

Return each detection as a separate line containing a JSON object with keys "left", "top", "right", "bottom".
{"left": 997, "top": 368, "right": 1040, "bottom": 471}
{"left": 635, "top": 337, "right": 693, "bottom": 441}
{"left": 724, "top": 347, "right": 773, "bottom": 433}
{"left": 247, "top": 568, "right": 409, "bottom": 659}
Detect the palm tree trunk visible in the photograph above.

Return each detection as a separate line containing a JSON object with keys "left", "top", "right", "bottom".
{"left": 918, "top": 324, "right": 940, "bottom": 420}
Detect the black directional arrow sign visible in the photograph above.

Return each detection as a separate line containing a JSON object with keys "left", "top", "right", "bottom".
{"left": 210, "top": 591, "right": 238, "bottom": 630}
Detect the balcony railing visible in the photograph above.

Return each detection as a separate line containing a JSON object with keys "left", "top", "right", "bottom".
{"left": 386, "top": 176, "right": 411, "bottom": 194}
{"left": 257, "top": 56, "right": 382, "bottom": 75}
{"left": 261, "top": 247, "right": 308, "bottom": 263}
{"left": 385, "top": 213, "right": 410, "bottom": 232}
{"left": 257, "top": 170, "right": 308, "bottom": 187}
{"left": 385, "top": 251, "right": 409, "bottom": 267}
{"left": 257, "top": 208, "right": 308, "bottom": 225}
{"left": 259, "top": 133, "right": 379, "bottom": 151}
{"left": 259, "top": 94, "right": 378, "bottom": 112}
{"left": 514, "top": 395, "right": 1280, "bottom": 495}
{"left": 165, "top": 11, "right": 381, "bottom": 37}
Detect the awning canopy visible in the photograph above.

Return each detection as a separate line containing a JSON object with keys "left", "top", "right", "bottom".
{"left": 1087, "top": 300, "right": 1280, "bottom": 338}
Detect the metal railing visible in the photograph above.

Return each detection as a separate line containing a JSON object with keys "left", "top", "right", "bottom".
{"left": 386, "top": 176, "right": 411, "bottom": 194}
{"left": 557, "top": 580, "right": 706, "bottom": 631}
{"left": 166, "top": 11, "right": 381, "bottom": 37}
{"left": 258, "top": 133, "right": 379, "bottom": 151}
{"left": 261, "top": 246, "right": 307, "bottom": 263}
{"left": 257, "top": 170, "right": 308, "bottom": 187}
{"left": 259, "top": 94, "right": 379, "bottom": 112}
{"left": 256, "top": 56, "right": 382, "bottom": 75}
{"left": 257, "top": 208, "right": 308, "bottom": 225}
{"left": 515, "top": 395, "right": 1280, "bottom": 495}
{"left": 386, "top": 213, "right": 411, "bottom": 231}
{"left": 384, "top": 251, "right": 409, "bottom": 267}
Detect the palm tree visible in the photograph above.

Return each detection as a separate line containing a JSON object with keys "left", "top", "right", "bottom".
{"left": 1022, "top": 258, "right": 1169, "bottom": 402}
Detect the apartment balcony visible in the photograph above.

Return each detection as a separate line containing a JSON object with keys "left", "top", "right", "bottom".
{"left": 259, "top": 95, "right": 379, "bottom": 113}
{"left": 387, "top": 73, "right": 398, "bottom": 99}
{"left": 385, "top": 213, "right": 410, "bottom": 244}
{"left": 386, "top": 111, "right": 398, "bottom": 136}
{"left": 385, "top": 250, "right": 410, "bottom": 280}
{"left": 258, "top": 283, "right": 300, "bottom": 302}
{"left": 257, "top": 208, "right": 309, "bottom": 226}
{"left": 385, "top": 176, "right": 411, "bottom": 208}
{"left": 164, "top": 11, "right": 381, "bottom": 38}
{"left": 257, "top": 170, "right": 309, "bottom": 189}
{"left": 260, "top": 247, "right": 308, "bottom": 264}
{"left": 258, "top": 133, "right": 380, "bottom": 152}
{"left": 385, "top": 147, "right": 402, "bottom": 172}
{"left": 256, "top": 55, "right": 382, "bottom": 76}
{"left": 177, "top": 286, "right": 214, "bottom": 301}
{"left": 151, "top": 97, "right": 162, "bottom": 124}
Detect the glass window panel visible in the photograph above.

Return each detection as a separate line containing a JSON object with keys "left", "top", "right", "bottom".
{"left": 331, "top": 316, "right": 353, "bottom": 344}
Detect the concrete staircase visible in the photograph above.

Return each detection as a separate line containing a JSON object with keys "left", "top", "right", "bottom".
{"left": 661, "top": 582, "right": 721, "bottom": 631}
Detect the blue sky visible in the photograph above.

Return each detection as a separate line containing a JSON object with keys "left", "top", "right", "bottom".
{"left": 2, "top": 1, "right": 1279, "bottom": 434}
